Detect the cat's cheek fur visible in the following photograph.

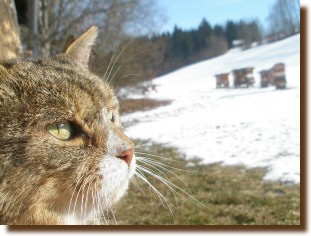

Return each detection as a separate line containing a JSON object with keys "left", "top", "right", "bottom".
{"left": 99, "top": 155, "right": 135, "bottom": 205}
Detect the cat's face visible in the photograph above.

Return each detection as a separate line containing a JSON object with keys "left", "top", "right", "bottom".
{"left": 0, "top": 27, "right": 135, "bottom": 224}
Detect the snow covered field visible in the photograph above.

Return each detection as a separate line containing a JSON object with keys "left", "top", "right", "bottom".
{"left": 122, "top": 34, "right": 300, "bottom": 184}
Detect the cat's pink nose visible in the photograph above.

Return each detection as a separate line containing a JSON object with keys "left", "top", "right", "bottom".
{"left": 116, "top": 148, "right": 134, "bottom": 165}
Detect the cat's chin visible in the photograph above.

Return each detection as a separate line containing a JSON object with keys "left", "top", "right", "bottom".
{"left": 99, "top": 155, "right": 136, "bottom": 203}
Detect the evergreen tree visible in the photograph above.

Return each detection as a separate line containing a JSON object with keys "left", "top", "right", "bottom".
{"left": 213, "top": 24, "right": 225, "bottom": 37}
{"left": 225, "top": 20, "right": 239, "bottom": 48}
{"left": 197, "top": 18, "right": 212, "bottom": 49}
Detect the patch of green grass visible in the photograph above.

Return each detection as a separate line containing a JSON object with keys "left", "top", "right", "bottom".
{"left": 114, "top": 140, "right": 300, "bottom": 225}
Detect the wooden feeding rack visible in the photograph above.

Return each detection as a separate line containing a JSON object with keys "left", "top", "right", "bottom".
{"left": 258, "top": 69, "right": 273, "bottom": 88}
{"left": 271, "top": 63, "right": 286, "bottom": 89}
{"left": 232, "top": 67, "right": 255, "bottom": 88}
{"left": 259, "top": 63, "right": 286, "bottom": 89}
{"left": 215, "top": 73, "right": 229, "bottom": 88}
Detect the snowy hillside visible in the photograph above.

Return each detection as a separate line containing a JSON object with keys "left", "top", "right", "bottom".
{"left": 122, "top": 34, "right": 300, "bottom": 183}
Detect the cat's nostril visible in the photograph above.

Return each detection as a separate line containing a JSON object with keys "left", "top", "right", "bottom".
{"left": 116, "top": 148, "right": 134, "bottom": 165}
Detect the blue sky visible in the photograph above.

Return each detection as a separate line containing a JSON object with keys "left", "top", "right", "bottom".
{"left": 157, "top": 0, "right": 277, "bottom": 33}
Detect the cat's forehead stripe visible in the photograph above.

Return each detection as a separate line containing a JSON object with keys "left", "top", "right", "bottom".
{"left": 44, "top": 57, "right": 116, "bottom": 108}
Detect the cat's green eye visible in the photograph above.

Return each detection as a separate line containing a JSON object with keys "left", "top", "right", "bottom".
{"left": 47, "top": 121, "right": 72, "bottom": 140}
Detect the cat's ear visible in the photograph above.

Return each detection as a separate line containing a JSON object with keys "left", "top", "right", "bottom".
{"left": 64, "top": 26, "right": 98, "bottom": 68}
{"left": 63, "top": 35, "right": 75, "bottom": 52}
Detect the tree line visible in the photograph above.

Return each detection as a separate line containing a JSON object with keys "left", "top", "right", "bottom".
{"left": 6, "top": 0, "right": 300, "bottom": 89}
{"left": 97, "top": 19, "right": 263, "bottom": 87}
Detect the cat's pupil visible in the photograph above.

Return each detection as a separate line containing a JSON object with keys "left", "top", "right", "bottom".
{"left": 111, "top": 113, "right": 115, "bottom": 123}
{"left": 57, "top": 124, "right": 61, "bottom": 134}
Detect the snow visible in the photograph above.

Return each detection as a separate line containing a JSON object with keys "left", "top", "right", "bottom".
{"left": 122, "top": 34, "right": 300, "bottom": 184}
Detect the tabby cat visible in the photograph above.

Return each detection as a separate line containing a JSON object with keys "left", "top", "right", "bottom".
{"left": 0, "top": 26, "right": 136, "bottom": 225}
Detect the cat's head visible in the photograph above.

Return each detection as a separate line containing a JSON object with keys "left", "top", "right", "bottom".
{"left": 0, "top": 26, "right": 135, "bottom": 225}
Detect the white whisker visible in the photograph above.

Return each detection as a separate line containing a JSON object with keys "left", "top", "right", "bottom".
{"left": 131, "top": 176, "right": 145, "bottom": 195}
{"left": 80, "top": 175, "right": 91, "bottom": 223}
{"left": 93, "top": 184, "right": 101, "bottom": 224}
{"left": 137, "top": 164, "right": 207, "bottom": 209}
{"left": 94, "top": 183, "right": 109, "bottom": 225}
{"left": 107, "top": 49, "right": 155, "bottom": 84}
{"left": 91, "top": 187, "right": 97, "bottom": 225}
{"left": 103, "top": 40, "right": 122, "bottom": 82}
{"left": 137, "top": 165, "right": 179, "bottom": 205}
{"left": 135, "top": 170, "right": 176, "bottom": 223}
{"left": 83, "top": 177, "right": 92, "bottom": 221}
{"left": 67, "top": 175, "right": 84, "bottom": 221}
{"left": 136, "top": 156, "right": 192, "bottom": 179}
{"left": 106, "top": 39, "right": 136, "bottom": 84}
{"left": 72, "top": 179, "right": 84, "bottom": 221}
{"left": 135, "top": 150, "right": 185, "bottom": 163}
{"left": 136, "top": 159, "right": 179, "bottom": 195}
{"left": 105, "top": 195, "right": 118, "bottom": 225}
{"left": 120, "top": 73, "right": 141, "bottom": 79}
